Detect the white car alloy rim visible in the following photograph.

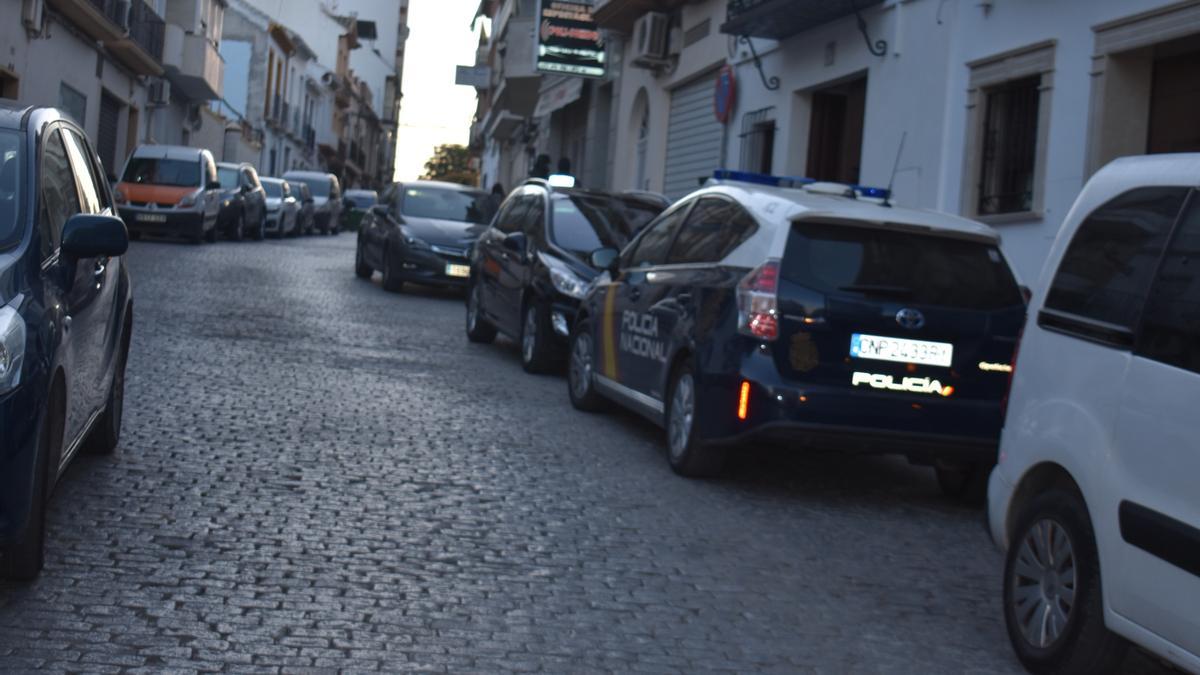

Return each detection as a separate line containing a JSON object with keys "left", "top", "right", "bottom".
{"left": 570, "top": 333, "right": 593, "bottom": 399}
{"left": 669, "top": 373, "right": 694, "bottom": 459}
{"left": 522, "top": 307, "right": 537, "bottom": 363}
{"left": 1010, "top": 518, "right": 1077, "bottom": 648}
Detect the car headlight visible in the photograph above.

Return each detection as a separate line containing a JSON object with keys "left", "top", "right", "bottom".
{"left": 548, "top": 263, "right": 587, "bottom": 300}
{"left": 177, "top": 189, "right": 202, "bottom": 208}
{"left": 401, "top": 231, "right": 431, "bottom": 250}
{"left": 0, "top": 305, "right": 27, "bottom": 394}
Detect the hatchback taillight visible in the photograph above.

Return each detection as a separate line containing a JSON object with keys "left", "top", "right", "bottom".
{"left": 737, "top": 260, "right": 780, "bottom": 341}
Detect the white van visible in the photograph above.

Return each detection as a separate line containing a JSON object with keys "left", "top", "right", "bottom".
{"left": 988, "top": 154, "right": 1200, "bottom": 674}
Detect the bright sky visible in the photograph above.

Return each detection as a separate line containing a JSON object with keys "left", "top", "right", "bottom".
{"left": 394, "top": 1, "right": 484, "bottom": 181}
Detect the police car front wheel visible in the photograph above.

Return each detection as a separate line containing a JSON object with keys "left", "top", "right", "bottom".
{"left": 568, "top": 321, "right": 607, "bottom": 412}
{"left": 666, "top": 363, "right": 725, "bottom": 478}
{"left": 521, "top": 302, "right": 556, "bottom": 374}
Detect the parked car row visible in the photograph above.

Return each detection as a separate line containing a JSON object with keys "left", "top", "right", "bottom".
{"left": 111, "top": 143, "right": 351, "bottom": 243}
{"left": 356, "top": 164, "right": 1200, "bottom": 675}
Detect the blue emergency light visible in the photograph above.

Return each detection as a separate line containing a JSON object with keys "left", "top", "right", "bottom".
{"left": 712, "top": 169, "right": 892, "bottom": 202}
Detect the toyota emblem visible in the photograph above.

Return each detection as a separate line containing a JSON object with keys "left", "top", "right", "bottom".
{"left": 895, "top": 308, "right": 925, "bottom": 330}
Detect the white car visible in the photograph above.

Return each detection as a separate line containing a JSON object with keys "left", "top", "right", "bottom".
{"left": 988, "top": 153, "right": 1200, "bottom": 674}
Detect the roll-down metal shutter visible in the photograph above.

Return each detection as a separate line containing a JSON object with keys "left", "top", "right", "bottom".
{"left": 97, "top": 91, "right": 121, "bottom": 177}
{"left": 663, "top": 71, "right": 723, "bottom": 200}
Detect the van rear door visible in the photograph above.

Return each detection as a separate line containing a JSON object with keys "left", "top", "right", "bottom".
{"left": 772, "top": 220, "right": 1025, "bottom": 439}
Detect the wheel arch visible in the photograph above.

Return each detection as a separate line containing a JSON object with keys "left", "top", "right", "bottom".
{"left": 1005, "top": 461, "right": 1089, "bottom": 543}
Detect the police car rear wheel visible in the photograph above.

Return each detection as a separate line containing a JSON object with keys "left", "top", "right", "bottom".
{"left": 521, "top": 302, "right": 555, "bottom": 374}
{"left": 567, "top": 323, "right": 606, "bottom": 411}
{"left": 666, "top": 364, "right": 725, "bottom": 478}
{"left": 465, "top": 281, "right": 496, "bottom": 344}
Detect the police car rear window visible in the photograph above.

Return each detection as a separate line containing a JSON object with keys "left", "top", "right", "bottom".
{"left": 781, "top": 222, "right": 1023, "bottom": 311}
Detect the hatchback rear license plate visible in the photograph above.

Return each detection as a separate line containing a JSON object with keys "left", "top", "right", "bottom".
{"left": 445, "top": 264, "right": 470, "bottom": 278}
{"left": 850, "top": 333, "right": 953, "bottom": 368}
{"left": 137, "top": 213, "right": 167, "bottom": 223}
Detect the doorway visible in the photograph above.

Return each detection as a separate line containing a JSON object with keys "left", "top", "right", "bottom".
{"left": 1148, "top": 40, "right": 1200, "bottom": 154}
{"left": 806, "top": 75, "right": 866, "bottom": 184}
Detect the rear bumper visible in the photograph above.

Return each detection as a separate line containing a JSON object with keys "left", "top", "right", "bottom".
{"left": 120, "top": 207, "right": 205, "bottom": 238}
{"left": 694, "top": 352, "right": 1002, "bottom": 463}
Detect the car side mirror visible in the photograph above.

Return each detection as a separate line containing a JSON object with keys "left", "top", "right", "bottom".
{"left": 62, "top": 214, "right": 129, "bottom": 259}
{"left": 589, "top": 247, "right": 620, "bottom": 274}
{"left": 239, "top": 183, "right": 251, "bottom": 193}
{"left": 371, "top": 204, "right": 390, "bottom": 219}
{"left": 343, "top": 197, "right": 355, "bottom": 209}
{"left": 207, "top": 180, "right": 221, "bottom": 190}
{"left": 1020, "top": 285, "right": 1033, "bottom": 304}
{"left": 502, "top": 231, "right": 528, "bottom": 257}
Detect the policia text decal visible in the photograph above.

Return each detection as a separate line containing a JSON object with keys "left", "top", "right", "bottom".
{"left": 536, "top": 1, "right": 605, "bottom": 78}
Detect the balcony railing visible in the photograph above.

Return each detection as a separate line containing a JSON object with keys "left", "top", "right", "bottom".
{"left": 128, "top": 0, "right": 165, "bottom": 62}
{"left": 721, "top": 0, "right": 883, "bottom": 40}
{"left": 88, "top": 0, "right": 128, "bottom": 27}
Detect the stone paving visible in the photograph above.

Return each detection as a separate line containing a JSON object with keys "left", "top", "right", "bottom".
{"left": 0, "top": 235, "right": 1173, "bottom": 673}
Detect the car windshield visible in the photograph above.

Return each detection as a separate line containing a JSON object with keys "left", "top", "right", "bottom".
{"left": 0, "top": 131, "right": 21, "bottom": 250}
{"left": 122, "top": 157, "right": 201, "bottom": 187}
{"left": 782, "top": 222, "right": 1024, "bottom": 311}
{"left": 347, "top": 192, "right": 377, "bottom": 209}
{"left": 217, "top": 167, "right": 240, "bottom": 189}
{"left": 400, "top": 186, "right": 491, "bottom": 223}
{"left": 549, "top": 194, "right": 658, "bottom": 257}
{"left": 262, "top": 181, "right": 283, "bottom": 198}
{"left": 290, "top": 176, "right": 329, "bottom": 198}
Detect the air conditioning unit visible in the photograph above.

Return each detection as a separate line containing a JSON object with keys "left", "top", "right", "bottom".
{"left": 149, "top": 78, "right": 170, "bottom": 105}
{"left": 632, "top": 12, "right": 669, "bottom": 69}
{"left": 21, "top": 0, "right": 44, "bottom": 30}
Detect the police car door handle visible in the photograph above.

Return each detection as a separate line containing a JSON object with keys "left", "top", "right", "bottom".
{"left": 628, "top": 287, "right": 641, "bottom": 301}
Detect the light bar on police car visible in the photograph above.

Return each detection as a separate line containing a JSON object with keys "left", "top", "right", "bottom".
{"left": 711, "top": 169, "right": 891, "bottom": 201}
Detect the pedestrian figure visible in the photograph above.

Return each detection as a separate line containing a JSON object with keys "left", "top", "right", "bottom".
{"left": 531, "top": 154, "right": 551, "bottom": 179}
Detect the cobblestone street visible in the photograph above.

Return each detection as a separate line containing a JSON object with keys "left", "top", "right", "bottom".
{"left": 0, "top": 235, "right": 1170, "bottom": 673}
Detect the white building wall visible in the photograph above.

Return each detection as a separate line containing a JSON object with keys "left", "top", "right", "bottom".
{"left": 940, "top": 0, "right": 1196, "bottom": 282}
{"left": 0, "top": 8, "right": 150, "bottom": 176}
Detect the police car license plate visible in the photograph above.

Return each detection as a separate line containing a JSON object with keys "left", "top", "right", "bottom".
{"left": 137, "top": 213, "right": 167, "bottom": 223}
{"left": 851, "top": 333, "right": 953, "bottom": 368}
{"left": 445, "top": 264, "right": 470, "bottom": 278}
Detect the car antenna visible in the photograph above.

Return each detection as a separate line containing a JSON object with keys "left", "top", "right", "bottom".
{"left": 883, "top": 131, "right": 906, "bottom": 208}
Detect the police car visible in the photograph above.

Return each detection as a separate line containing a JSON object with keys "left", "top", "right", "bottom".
{"left": 567, "top": 170, "right": 1025, "bottom": 493}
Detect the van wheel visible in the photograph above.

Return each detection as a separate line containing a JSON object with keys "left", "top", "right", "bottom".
{"left": 567, "top": 320, "right": 607, "bottom": 412}
{"left": 1003, "top": 489, "right": 1128, "bottom": 675}
{"left": 1, "top": 399, "right": 59, "bottom": 581}
{"left": 935, "top": 461, "right": 990, "bottom": 504}
{"left": 86, "top": 319, "right": 130, "bottom": 456}
{"left": 465, "top": 280, "right": 497, "bottom": 344}
{"left": 665, "top": 362, "right": 724, "bottom": 477}
{"left": 520, "top": 301, "right": 555, "bottom": 374}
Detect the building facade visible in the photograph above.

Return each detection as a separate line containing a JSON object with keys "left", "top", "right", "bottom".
{"left": 587, "top": 0, "right": 1200, "bottom": 280}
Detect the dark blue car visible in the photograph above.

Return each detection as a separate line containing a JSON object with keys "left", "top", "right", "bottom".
{"left": 567, "top": 171, "right": 1024, "bottom": 498}
{"left": 0, "top": 102, "right": 133, "bottom": 581}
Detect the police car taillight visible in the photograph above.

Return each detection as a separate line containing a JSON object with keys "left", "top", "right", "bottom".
{"left": 737, "top": 260, "right": 780, "bottom": 341}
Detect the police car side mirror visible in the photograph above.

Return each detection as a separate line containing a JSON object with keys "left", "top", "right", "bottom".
{"left": 590, "top": 247, "right": 620, "bottom": 275}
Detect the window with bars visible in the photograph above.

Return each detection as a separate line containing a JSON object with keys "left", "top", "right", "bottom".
{"left": 978, "top": 76, "right": 1041, "bottom": 216}
{"left": 740, "top": 107, "right": 776, "bottom": 175}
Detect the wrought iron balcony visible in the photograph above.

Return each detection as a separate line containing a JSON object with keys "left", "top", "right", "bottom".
{"left": 46, "top": 0, "right": 163, "bottom": 75}
{"left": 721, "top": 0, "right": 884, "bottom": 40}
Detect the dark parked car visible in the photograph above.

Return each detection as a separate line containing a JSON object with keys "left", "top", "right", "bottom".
{"left": 465, "top": 179, "right": 666, "bottom": 373}
{"left": 215, "top": 161, "right": 267, "bottom": 241}
{"left": 356, "top": 181, "right": 494, "bottom": 292}
{"left": 0, "top": 103, "right": 133, "bottom": 580}
{"left": 343, "top": 189, "right": 377, "bottom": 231}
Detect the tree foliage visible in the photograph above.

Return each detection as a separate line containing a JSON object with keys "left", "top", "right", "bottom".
{"left": 420, "top": 144, "right": 478, "bottom": 186}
